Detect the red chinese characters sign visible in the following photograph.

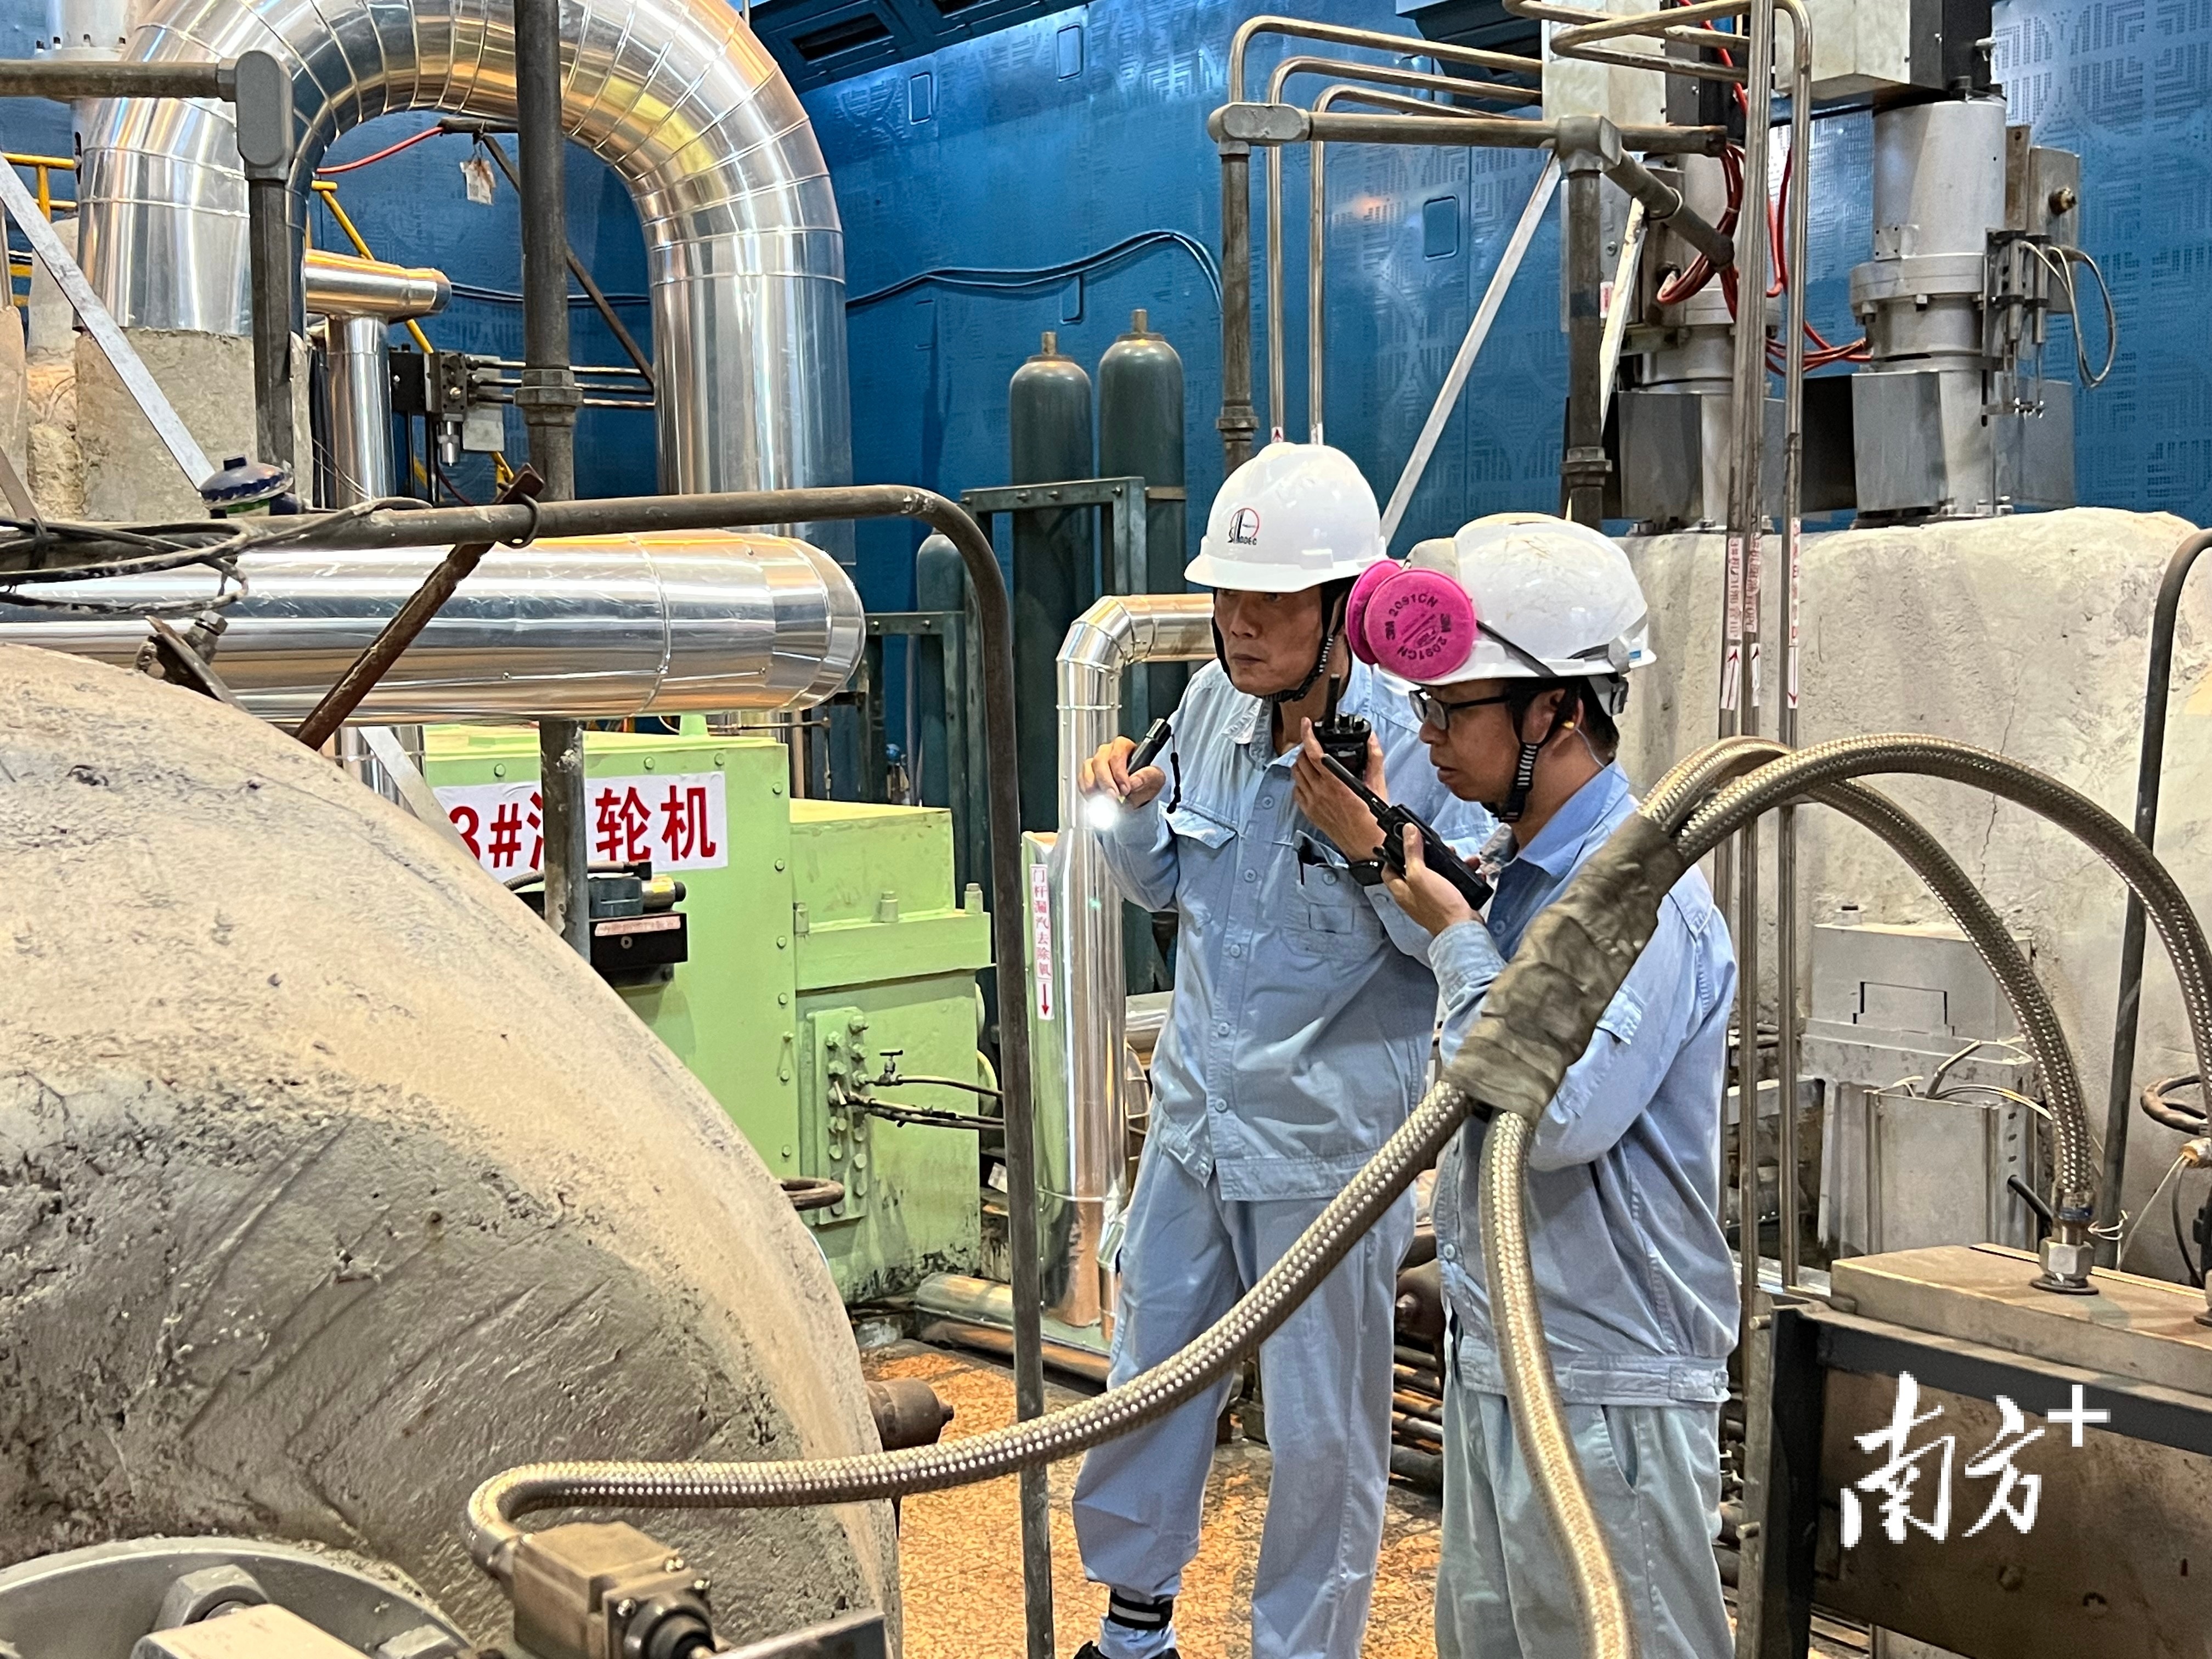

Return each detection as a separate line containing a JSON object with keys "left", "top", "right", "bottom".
{"left": 436, "top": 770, "right": 730, "bottom": 877}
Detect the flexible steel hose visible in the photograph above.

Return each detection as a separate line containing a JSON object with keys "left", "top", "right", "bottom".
{"left": 1480, "top": 1110, "right": 1636, "bottom": 1659}
{"left": 1650, "top": 735, "right": 2094, "bottom": 1214}
{"left": 465, "top": 1076, "right": 1481, "bottom": 1577}
{"left": 1806, "top": 778, "right": 2091, "bottom": 1209}
{"left": 1676, "top": 734, "right": 2212, "bottom": 1200}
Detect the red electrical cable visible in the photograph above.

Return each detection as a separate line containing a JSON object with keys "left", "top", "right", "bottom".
{"left": 317, "top": 125, "right": 444, "bottom": 175}
{"left": 1651, "top": 20, "right": 1871, "bottom": 367}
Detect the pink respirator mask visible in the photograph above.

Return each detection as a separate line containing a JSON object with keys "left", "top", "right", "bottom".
{"left": 1344, "top": 560, "right": 1479, "bottom": 682}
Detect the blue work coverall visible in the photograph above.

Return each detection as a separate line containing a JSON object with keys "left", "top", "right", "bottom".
{"left": 1074, "top": 658, "right": 1489, "bottom": 1659}
{"left": 1428, "top": 762, "right": 1739, "bottom": 1659}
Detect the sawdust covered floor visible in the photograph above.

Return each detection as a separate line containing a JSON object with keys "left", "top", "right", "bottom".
{"left": 862, "top": 1340, "right": 1875, "bottom": 1659}
{"left": 864, "top": 1340, "right": 1441, "bottom": 1659}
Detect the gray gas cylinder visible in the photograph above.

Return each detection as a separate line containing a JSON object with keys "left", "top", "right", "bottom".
{"left": 1098, "top": 308, "right": 1189, "bottom": 726}
{"left": 1008, "top": 330, "right": 1094, "bottom": 831}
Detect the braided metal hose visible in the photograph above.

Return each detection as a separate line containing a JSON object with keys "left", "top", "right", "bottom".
{"left": 1807, "top": 778, "right": 2090, "bottom": 1204}
{"left": 1677, "top": 735, "right": 2212, "bottom": 1201}
{"left": 1481, "top": 1111, "right": 1636, "bottom": 1659}
{"left": 465, "top": 1076, "right": 1479, "bottom": 1578}
{"left": 1647, "top": 734, "right": 2094, "bottom": 1217}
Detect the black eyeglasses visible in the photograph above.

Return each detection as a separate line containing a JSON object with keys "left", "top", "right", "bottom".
{"left": 1408, "top": 687, "right": 1512, "bottom": 732}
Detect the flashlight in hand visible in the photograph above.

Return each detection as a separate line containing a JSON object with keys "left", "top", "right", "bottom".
{"left": 1085, "top": 718, "right": 1173, "bottom": 830}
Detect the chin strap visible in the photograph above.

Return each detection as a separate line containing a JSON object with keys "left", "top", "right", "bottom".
{"left": 1491, "top": 698, "right": 1574, "bottom": 825}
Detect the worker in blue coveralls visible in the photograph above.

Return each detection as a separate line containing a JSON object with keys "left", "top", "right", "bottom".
{"left": 1296, "top": 512, "right": 1739, "bottom": 1658}
{"left": 1068, "top": 442, "right": 1492, "bottom": 1659}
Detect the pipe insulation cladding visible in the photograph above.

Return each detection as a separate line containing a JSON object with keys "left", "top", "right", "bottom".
{"left": 0, "top": 532, "right": 865, "bottom": 722}
{"left": 74, "top": 0, "right": 851, "bottom": 528}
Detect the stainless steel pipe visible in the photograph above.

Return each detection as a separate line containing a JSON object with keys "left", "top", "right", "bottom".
{"left": 305, "top": 252, "right": 449, "bottom": 509}
{"left": 75, "top": 0, "right": 850, "bottom": 527}
{"left": 1039, "top": 594, "right": 1214, "bottom": 1330}
{"left": 0, "top": 533, "right": 864, "bottom": 721}
{"left": 303, "top": 249, "right": 449, "bottom": 321}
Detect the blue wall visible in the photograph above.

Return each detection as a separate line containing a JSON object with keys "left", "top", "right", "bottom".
{"left": 808, "top": 0, "right": 2212, "bottom": 606}
{"left": 2, "top": 0, "right": 2206, "bottom": 546}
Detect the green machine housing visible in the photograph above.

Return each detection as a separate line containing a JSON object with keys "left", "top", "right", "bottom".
{"left": 424, "top": 724, "right": 994, "bottom": 1302}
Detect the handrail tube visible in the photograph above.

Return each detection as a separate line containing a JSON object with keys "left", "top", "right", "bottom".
{"left": 1718, "top": 0, "right": 1777, "bottom": 1339}
{"left": 1228, "top": 14, "right": 1542, "bottom": 99}
{"left": 1550, "top": 0, "right": 1751, "bottom": 46}
{"left": 0, "top": 58, "right": 228, "bottom": 97}
{"left": 1218, "top": 13, "right": 1544, "bottom": 470}
{"left": 1601, "top": 148, "right": 1734, "bottom": 269}
{"left": 1302, "top": 78, "right": 1542, "bottom": 445}
{"left": 2100, "top": 527, "right": 2212, "bottom": 1261}
{"left": 1773, "top": 0, "right": 1813, "bottom": 1290}
{"left": 1265, "top": 53, "right": 1541, "bottom": 441}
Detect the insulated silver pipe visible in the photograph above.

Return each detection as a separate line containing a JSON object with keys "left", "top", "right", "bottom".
{"left": 75, "top": 0, "right": 850, "bottom": 540}
{"left": 0, "top": 533, "right": 864, "bottom": 721}
{"left": 323, "top": 314, "right": 399, "bottom": 506}
{"left": 306, "top": 253, "right": 450, "bottom": 507}
{"left": 303, "top": 249, "right": 449, "bottom": 321}
{"left": 1040, "top": 593, "right": 1213, "bottom": 1329}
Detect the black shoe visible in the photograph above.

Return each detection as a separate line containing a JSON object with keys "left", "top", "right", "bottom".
{"left": 1072, "top": 1647, "right": 1180, "bottom": 1659}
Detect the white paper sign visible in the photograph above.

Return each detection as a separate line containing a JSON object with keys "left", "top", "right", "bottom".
{"left": 435, "top": 770, "right": 730, "bottom": 878}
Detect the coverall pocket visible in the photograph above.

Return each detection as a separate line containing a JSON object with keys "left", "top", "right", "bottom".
{"left": 1165, "top": 805, "right": 1237, "bottom": 849}
{"left": 1593, "top": 1404, "right": 1644, "bottom": 1492}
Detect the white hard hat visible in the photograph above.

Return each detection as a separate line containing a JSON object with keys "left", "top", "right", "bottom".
{"left": 1345, "top": 512, "right": 1654, "bottom": 697}
{"left": 1186, "top": 441, "right": 1385, "bottom": 592}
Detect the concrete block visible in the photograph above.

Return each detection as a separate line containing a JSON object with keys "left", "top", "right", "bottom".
{"left": 26, "top": 360, "right": 83, "bottom": 518}
{"left": 1624, "top": 508, "right": 2211, "bottom": 1281}
{"left": 0, "top": 307, "right": 26, "bottom": 493}
{"left": 26, "top": 216, "right": 78, "bottom": 366}
{"left": 75, "top": 328, "right": 310, "bottom": 520}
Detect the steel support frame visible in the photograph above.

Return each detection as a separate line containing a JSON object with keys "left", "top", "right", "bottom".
{"left": 1735, "top": 1299, "right": 2212, "bottom": 1657}
{"left": 854, "top": 607, "right": 972, "bottom": 815}
{"left": 961, "top": 476, "right": 1154, "bottom": 733}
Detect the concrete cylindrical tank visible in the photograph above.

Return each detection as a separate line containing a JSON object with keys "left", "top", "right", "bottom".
{"left": 0, "top": 643, "right": 896, "bottom": 1647}
{"left": 1097, "top": 308, "right": 1188, "bottom": 726}
{"left": 1009, "top": 330, "right": 1094, "bottom": 831}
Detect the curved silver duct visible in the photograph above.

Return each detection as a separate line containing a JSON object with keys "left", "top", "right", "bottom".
{"left": 75, "top": 0, "right": 850, "bottom": 514}
{"left": 0, "top": 533, "right": 864, "bottom": 721}
{"left": 1029, "top": 592, "right": 1212, "bottom": 1330}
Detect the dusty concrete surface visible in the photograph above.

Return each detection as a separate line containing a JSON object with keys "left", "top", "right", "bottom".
{"left": 25, "top": 361, "right": 81, "bottom": 518}
{"left": 0, "top": 645, "right": 897, "bottom": 1646}
{"left": 75, "top": 329, "right": 311, "bottom": 517}
{"left": 1624, "top": 508, "right": 2212, "bottom": 1280}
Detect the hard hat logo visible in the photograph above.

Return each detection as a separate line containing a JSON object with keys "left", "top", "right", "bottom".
{"left": 1186, "top": 442, "right": 1383, "bottom": 593}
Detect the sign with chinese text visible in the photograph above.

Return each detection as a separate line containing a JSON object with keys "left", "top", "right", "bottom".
{"left": 435, "top": 771, "right": 730, "bottom": 878}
